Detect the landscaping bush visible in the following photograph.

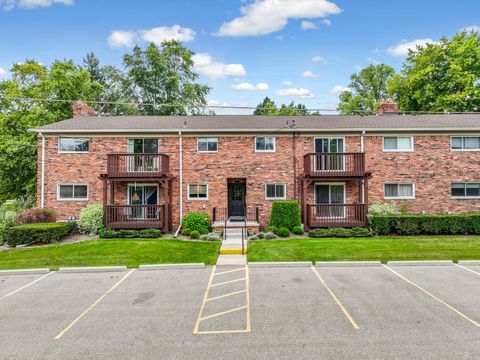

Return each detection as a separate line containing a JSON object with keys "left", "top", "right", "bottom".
{"left": 308, "top": 227, "right": 372, "bottom": 238}
{"left": 200, "top": 232, "right": 221, "bottom": 241}
{"left": 99, "top": 228, "right": 163, "bottom": 238}
{"left": 275, "top": 227, "right": 290, "bottom": 238}
{"left": 269, "top": 200, "right": 301, "bottom": 231}
{"left": 264, "top": 232, "right": 276, "bottom": 240}
{"left": 182, "top": 212, "right": 211, "bottom": 235}
{"left": 0, "top": 214, "right": 15, "bottom": 244}
{"left": 182, "top": 228, "right": 191, "bottom": 236}
{"left": 15, "top": 208, "right": 56, "bottom": 225}
{"left": 138, "top": 229, "right": 162, "bottom": 238}
{"left": 5, "top": 222, "right": 75, "bottom": 246}
{"left": 190, "top": 230, "right": 200, "bottom": 239}
{"left": 292, "top": 225, "right": 304, "bottom": 235}
{"left": 370, "top": 213, "right": 480, "bottom": 236}
{"left": 99, "top": 229, "right": 118, "bottom": 238}
{"left": 368, "top": 203, "right": 400, "bottom": 218}
{"left": 78, "top": 204, "right": 103, "bottom": 235}
{"left": 264, "top": 225, "right": 277, "bottom": 233}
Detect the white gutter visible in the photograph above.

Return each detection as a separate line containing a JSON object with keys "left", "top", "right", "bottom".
{"left": 40, "top": 132, "right": 46, "bottom": 209}
{"left": 360, "top": 130, "right": 366, "bottom": 203}
{"left": 360, "top": 130, "right": 365, "bottom": 152}
{"left": 179, "top": 131, "right": 183, "bottom": 224}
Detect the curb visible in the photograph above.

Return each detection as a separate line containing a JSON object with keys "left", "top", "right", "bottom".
{"left": 248, "top": 261, "right": 313, "bottom": 268}
{"left": 58, "top": 266, "right": 128, "bottom": 273}
{"left": 387, "top": 260, "right": 454, "bottom": 266}
{"left": 0, "top": 268, "right": 50, "bottom": 276}
{"left": 457, "top": 260, "right": 480, "bottom": 266}
{"left": 315, "top": 261, "right": 382, "bottom": 267}
{"left": 139, "top": 263, "right": 205, "bottom": 270}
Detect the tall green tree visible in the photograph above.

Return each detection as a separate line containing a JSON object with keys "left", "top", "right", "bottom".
{"left": 123, "top": 41, "right": 210, "bottom": 115}
{"left": 389, "top": 31, "right": 480, "bottom": 112}
{"left": 338, "top": 64, "right": 395, "bottom": 115}
{"left": 0, "top": 60, "right": 103, "bottom": 202}
{"left": 254, "top": 97, "right": 310, "bottom": 115}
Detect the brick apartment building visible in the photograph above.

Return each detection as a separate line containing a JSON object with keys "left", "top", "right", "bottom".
{"left": 30, "top": 101, "right": 480, "bottom": 232}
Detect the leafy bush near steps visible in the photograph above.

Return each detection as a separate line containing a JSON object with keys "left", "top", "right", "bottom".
{"left": 308, "top": 227, "right": 372, "bottom": 238}
{"left": 100, "top": 229, "right": 163, "bottom": 238}
{"left": 5, "top": 222, "right": 75, "bottom": 246}
{"left": 78, "top": 204, "right": 103, "bottom": 235}
{"left": 292, "top": 225, "right": 304, "bottom": 235}
{"left": 182, "top": 212, "right": 211, "bottom": 235}
{"left": 370, "top": 213, "right": 480, "bottom": 236}
{"left": 275, "top": 227, "right": 290, "bottom": 238}
{"left": 190, "top": 230, "right": 200, "bottom": 239}
{"left": 269, "top": 200, "right": 301, "bottom": 231}
{"left": 263, "top": 225, "right": 277, "bottom": 233}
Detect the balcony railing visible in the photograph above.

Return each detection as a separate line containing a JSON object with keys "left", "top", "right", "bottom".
{"left": 306, "top": 204, "right": 368, "bottom": 228}
{"left": 304, "top": 153, "right": 365, "bottom": 177}
{"left": 212, "top": 206, "right": 260, "bottom": 222}
{"left": 107, "top": 153, "right": 170, "bottom": 178}
{"left": 105, "top": 204, "right": 165, "bottom": 229}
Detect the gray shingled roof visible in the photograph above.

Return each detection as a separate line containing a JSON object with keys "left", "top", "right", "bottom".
{"left": 29, "top": 114, "right": 480, "bottom": 133}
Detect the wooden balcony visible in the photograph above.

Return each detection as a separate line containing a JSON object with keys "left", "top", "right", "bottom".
{"left": 106, "top": 153, "right": 170, "bottom": 178}
{"left": 304, "top": 153, "right": 365, "bottom": 178}
{"left": 105, "top": 204, "right": 165, "bottom": 229}
{"left": 306, "top": 204, "right": 368, "bottom": 228}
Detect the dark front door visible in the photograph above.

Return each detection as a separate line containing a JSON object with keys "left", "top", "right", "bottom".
{"left": 228, "top": 182, "right": 246, "bottom": 218}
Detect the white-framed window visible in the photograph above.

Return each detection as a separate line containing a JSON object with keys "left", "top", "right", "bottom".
{"left": 265, "top": 183, "right": 286, "bottom": 200}
{"left": 255, "top": 136, "right": 275, "bottom": 152}
{"left": 384, "top": 183, "right": 415, "bottom": 199}
{"left": 188, "top": 184, "right": 208, "bottom": 200}
{"left": 451, "top": 182, "right": 480, "bottom": 198}
{"left": 57, "top": 184, "right": 88, "bottom": 201}
{"left": 383, "top": 136, "right": 414, "bottom": 152}
{"left": 197, "top": 137, "right": 218, "bottom": 152}
{"left": 451, "top": 136, "right": 480, "bottom": 151}
{"left": 58, "top": 138, "right": 89, "bottom": 153}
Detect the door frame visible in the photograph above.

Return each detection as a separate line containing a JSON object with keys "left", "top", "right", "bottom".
{"left": 313, "top": 182, "right": 346, "bottom": 218}
{"left": 227, "top": 181, "right": 246, "bottom": 218}
{"left": 127, "top": 183, "right": 160, "bottom": 219}
{"left": 314, "top": 137, "right": 346, "bottom": 153}
{"left": 313, "top": 137, "right": 346, "bottom": 172}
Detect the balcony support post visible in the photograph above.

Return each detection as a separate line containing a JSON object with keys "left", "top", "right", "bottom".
{"left": 102, "top": 179, "right": 108, "bottom": 227}
{"left": 110, "top": 181, "right": 114, "bottom": 205}
{"left": 163, "top": 180, "right": 169, "bottom": 233}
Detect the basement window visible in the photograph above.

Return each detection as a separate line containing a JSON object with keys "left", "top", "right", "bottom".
{"left": 57, "top": 184, "right": 88, "bottom": 201}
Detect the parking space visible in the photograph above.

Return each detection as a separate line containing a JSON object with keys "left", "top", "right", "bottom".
{"left": 1, "top": 264, "right": 480, "bottom": 359}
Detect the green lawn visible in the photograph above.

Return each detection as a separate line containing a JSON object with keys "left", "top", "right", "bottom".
{"left": 0, "top": 238, "right": 221, "bottom": 270}
{"left": 247, "top": 236, "right": 480, "bottom": 263}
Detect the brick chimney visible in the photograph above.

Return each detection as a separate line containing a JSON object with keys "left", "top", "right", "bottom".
{"left": 72, "top": 101, "right": 96, "bottom": 117}
{"left": 377, "top": 100, "right": 398, "bottom": 115}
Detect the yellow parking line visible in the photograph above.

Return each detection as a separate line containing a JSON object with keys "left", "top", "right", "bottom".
{"left": 206, "top": 289, "right": 247, "bottom": 302}
{"left": 210, "top": 277, "right": 246, "bottom": 287}
{"left": 383, "top": 265, "right": 480, "bottom": 329}
{"left": 0, "top": 272, "right": 54, "bottom": 302}
{"left": 193, "top": 266, "right": 216, "bottom": 334}
{"left": 311, "top": 267, "right": 360, "bottom": 330}
{"left": 199, "top": 305, "right": 248, "bottom": 321}
{"left": 194, "top": 329, "right": 251, "bottom": 335}
{"left": 245, "top": 265, "right": 251, "bottom": 332}
{"left": 455, "top": 264, "right": 480, "bottom": 277}
{"left": 215, "top": 268, "right": 246, "bottom": 276}
{"left": 54, "top": 269, "right": 135, "bottom": 340}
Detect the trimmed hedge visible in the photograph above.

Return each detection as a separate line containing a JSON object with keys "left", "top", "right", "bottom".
{"left": 100, "top": 229, "right": 163, "bottom": 238}
{"left": 269, "top": 200, "right": 301, "bottom": 231}
{"left": 275, "top": 227, "right": 290, "bottom": 237}
{"left": 309, "top": 227, "right": 373, "bottom": 238}
{"left": 370, "top": 213, "right": 480, "bottom": 235}
{"left": 5, "top": 222, "right": 75, "bottom": 246}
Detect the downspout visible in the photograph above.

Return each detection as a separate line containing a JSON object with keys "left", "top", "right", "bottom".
{"left": 360, "top": 130, "right": 365, "bottom": 204}
{"left": 174, "top": 130, "right": 183, "bottom": 237}
{"left": 40, "top": 132, "right": 46, "bottom": 209}
{"left": 293, "top": 131, "right": 297, "bottom": 199}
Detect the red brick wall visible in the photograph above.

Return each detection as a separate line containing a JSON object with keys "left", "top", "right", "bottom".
{"left": 38, "top": 133, "right": 480, "bottom": 229}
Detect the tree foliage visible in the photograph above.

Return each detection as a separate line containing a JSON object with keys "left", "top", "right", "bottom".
{"left": 389, "top": 31, "right": 480, "bottom": 112}
{"left": 253, "top": 97, "right": 310, "bottom": 115}
{"left": 338, "top": 64, "right": 395, "bottom": 115}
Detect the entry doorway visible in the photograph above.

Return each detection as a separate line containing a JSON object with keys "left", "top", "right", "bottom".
{"left": 228, "top": 180, "right": 246, "bottom": 219}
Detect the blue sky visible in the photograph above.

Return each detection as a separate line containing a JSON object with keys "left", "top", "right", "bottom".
{"left": 0, "top": 0, "right": 479, "bottom": 113}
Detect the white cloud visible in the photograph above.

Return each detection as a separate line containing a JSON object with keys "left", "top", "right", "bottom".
{"left": 0, "top": 67, "right": 7, "bottom": 78}
{"left": 387, "top": 38, "right": 435, "bottom": 57}
{"left": 108, "top": 25, "right": 195, "bottom": 49}
{"left": 312, "top": 55, "right": 327, "bottom": 63}
{"left": 320, "top": 18, "right": 332, "bottom": 26}
{"left": 232, "top": 82, "right": 269, "bottom": 91}
{"left": 282, "top": 80, "right": 293, "bottom": 86}
{"left": 330, "top": 85, "right": 350, "bottom": 94}
{"left": 207, "top": 100, "right": 229, "bottom": 107}
{"left": 300, "top": 20, "right": 317, "bottom": 30}
{"left": 192, "top": 53, "right": 247, "bottom": 79}
{"left": 108, "top": 31, "right": 135, "bottom": 48}
{"left": 217, "top": 0, "right": 342, "bottom": 37}
{"left": 302, "top": 70, "right": 319, "bottom": 78}
{"left": 460, "top": 25, "right": 480, "bottom": 33}
{"left": 1, "top": 0, "right": 72, "bottom": 10}
{"left": 367, "top": 57, "right": 380, "bottom": 65}
{"left": 277, "top": 88, "right": 314, "bottom": 99}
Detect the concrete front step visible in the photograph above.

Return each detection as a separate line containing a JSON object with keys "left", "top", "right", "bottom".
{"left": 220, "top": 243, "right": 247, "bottom": 255}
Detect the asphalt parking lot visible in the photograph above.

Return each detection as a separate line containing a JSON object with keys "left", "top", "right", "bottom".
{"left": 1, "top": 263, "right": 480, "bottom": 360}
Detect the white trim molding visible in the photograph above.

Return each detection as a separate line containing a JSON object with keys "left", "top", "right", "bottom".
{"left": 382, "top": 136, "right": 414, "bottom": 152}
{"left": 265, "top": 183, "right": 287, "bottom": 200}
{"left": 187, "top": 183, "right": 208, "bottom": 201}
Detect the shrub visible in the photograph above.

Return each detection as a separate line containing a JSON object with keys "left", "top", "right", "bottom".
{"left": 292, "top": 225, "right": 304, "bottom": 235}
{"left": 190, "top": 230, "right": 200, "bottom": 239}
{"left": 5, "top": 222, "right": 75, "bottom": 246}
{"left": 269, "top": 200, "right": 301, "bottom": 231}
{"left": 99, "top": 229, "right": 118, "bottom": 238}
{"left": 15, "top": 208, "right": 56, "bottom": 225}
{"left": 78, "top": 204, "right": 103, "bottom": 235}
{"left": 182, "top": 212, "right": 211, "bottom": 235}
{"left": 308, "top": 227, "right": 372, "bottom": 238}
{"left": 351, "top": 227, "right": 372, "bottom": 237}
{"left": 182, "top": 228, "right": 191, "bottom": 236}
{"left": 264, "top": 232, "right": 276, "bottom": 240}
{"left": 138, "top": 229, "right": 162, "bottom": 238}
{"left": 264, "top": 225, "right": 277, "bottom": 233}
{"left": 255, "top": 232, "right": 265, "bottom": 239}
{"left": 275, "top": 227, "right": 290, "bottom": 238}
{"left": 99, "top": 228, "right": 162, "bottom": 238}
{"left": 369, "top": 213, "right": 480, "bottom": 236}
{"left": 0, "top": 214, "right": 15, "bottom": 244}
{"left": 368, "top": 203, "right": 400, "bottom": 218}
{"left": 199, "top": 232, "right": 221, "bottom": 241}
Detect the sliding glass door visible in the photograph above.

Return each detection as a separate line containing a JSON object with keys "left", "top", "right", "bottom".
{"left": 127, "top": 139, "right": 159, "bottom": 172}
{"left": 128, "top": 185, "right": 159, "bottom": 219}
{"left": 314, "top": 138, "right": 345, "bottom": 171}
{"left": 315, "top": 184, "right": 346, "bottom": 218}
